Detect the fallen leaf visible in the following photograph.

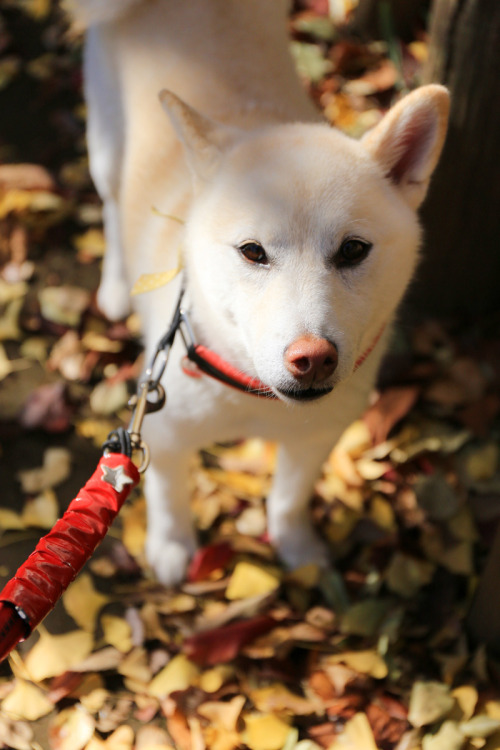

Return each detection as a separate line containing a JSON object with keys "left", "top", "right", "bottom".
{"left": 135, "top": 725, "right": 173, "bottom": 749}
{"left": 183, "top": 615, "right": 277, "bottom": 666}
{"left": 198, "top": 665, "right": 235, "bottom": 694}
{"left": 63, "top": 573, "right": 109, "bottom": 632}
{"left": 327, "top": 650, "right": 388, "bottom": 679}
{"left": 188, "top": 541, "right": 235, "bottom": 581}
{"left": 250, "top": 683, "right": 318, "bottom": 716}
{"left": 148, "top": 654, "right": 200, "bottom": 698}
{"left": 0, "top": 508, "right": 24, "bottom": 531}
{"left": 21, "top": 488, "right": 59, "bottom": 528}
{"left": 39, "top": 285, "right": 90, "bottom": 327}
{"left": 290, "top": 41, "right": 333, "bottom": 83}
{"left": 48, "top": 705, "right": 95, "bottom": 750}
{"left": 408, "top": 681, "right": 455, "bottom": 728}
{"left": 85, "top": 725, "right": 135, "bottom": 750}
{"left": 74, "top": 228, "right": 106, "bottom": 259}
{"left": 101, "top": 614, "right": 134, "bottom": 653}
{"left": 198, "top": 695, "right": 246, "bottom": 731}
{"left": 24, "top": 628, "right": 94, "bottom": 682}
{"left": 330, "top": 712, "right": 378, "bottom": 749}
{"left": 118, "top": 647, "right": 152, "bottom": 684}
{"left": 90, "top": 379, "right": 129, "bottom": 416}
{"left": 226, "top": 562, "right": 281, "bottom": 600}
{"left": 1, "top": 678, "right": 54, "bottom": 720}
{"left": 243, "top": 713, "right": 292, "bottom": 750}
{"left": 421, "top": 720, "right": 464, "bottom": 750}
{"left": 460, "top": 715, "right": 500, "bottom": 738}
{"left": 17, "top": 446, "right": 71, "bottom": 493}
{"left": 0, "top": 715, "right": 33, "bottom": 750}
{"left": 451, "top": 685, "right": 478, "bottom": 721}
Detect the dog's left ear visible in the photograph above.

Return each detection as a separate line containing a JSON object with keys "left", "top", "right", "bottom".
{"left": 159, "top": 90, "right": 238, "bottom": 185}
{"left": 362, "top": 84, "right": 450, "bottom": 210}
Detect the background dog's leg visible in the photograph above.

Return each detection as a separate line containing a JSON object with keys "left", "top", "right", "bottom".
{"left": 84, "top": 28, "right": 130, "bottom": 321}
{"left": 267, "top": 437, "right": 335, "bottom": 571}
{"left": 144, "top": 449, "right": 197, "bottom": 586}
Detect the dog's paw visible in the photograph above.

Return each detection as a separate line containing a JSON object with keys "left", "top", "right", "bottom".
{"left": 146, "top": 535, "right": 197, "bottom": 587}
{"left": 273, "top": 524, "right": 330, "bottom": 572}
{"left": 96, "top": 278, "right": 131, "bottom": 321}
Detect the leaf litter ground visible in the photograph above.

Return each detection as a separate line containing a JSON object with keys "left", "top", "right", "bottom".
{"left": 1, "top": 2, "right": 500, "bottom": 749}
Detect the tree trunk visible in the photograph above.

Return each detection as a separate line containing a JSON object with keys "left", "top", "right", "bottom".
{"left": 403, "top": 0, "right": 500, "bottom": 321}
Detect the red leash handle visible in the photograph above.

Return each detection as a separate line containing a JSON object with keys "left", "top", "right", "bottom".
{"left": 0, "top": 453, "right": 140, "bottom": 662}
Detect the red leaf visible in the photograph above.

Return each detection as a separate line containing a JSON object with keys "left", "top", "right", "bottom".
{"left": 187, "top": 541, "right": 235, "bottom": 582}
{"left": 183, "top": 615, "right": 276, "bottom": 666}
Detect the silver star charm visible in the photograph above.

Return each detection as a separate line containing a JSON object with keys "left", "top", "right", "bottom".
{"left": 101, "top": 463, "right": 135, "bottom": 493}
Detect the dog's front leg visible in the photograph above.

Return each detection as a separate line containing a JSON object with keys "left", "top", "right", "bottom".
{"left": 267, "top": 437, "right": 334, "bottom": 571}
{"left": 144, "top": 448, "right": 197, "bottom": 586}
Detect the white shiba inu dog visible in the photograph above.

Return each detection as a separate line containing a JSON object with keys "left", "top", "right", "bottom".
{"left": 72, "top": 0, "right": 449, "bottom": 585}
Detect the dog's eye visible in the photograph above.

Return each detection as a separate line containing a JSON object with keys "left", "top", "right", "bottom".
{"left": 238, "top": 241, "right": 268, "bottom": 266}
{"left": 335, "top": 238, "right": 372, "bottom": 268}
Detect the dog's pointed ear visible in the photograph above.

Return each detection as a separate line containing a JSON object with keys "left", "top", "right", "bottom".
{"left": 362, "top": 84, "right": 449, "bottom": 210}
{"left": 160, "top": 89, "right": 238, "bottom": 183}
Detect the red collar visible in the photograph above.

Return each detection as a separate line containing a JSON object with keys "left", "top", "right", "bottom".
{"left": 180, "top": 326, "right": 386, "bottom": 399}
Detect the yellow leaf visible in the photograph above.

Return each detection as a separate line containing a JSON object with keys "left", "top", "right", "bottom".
{"left": 0, "top": 508, "right": 24, "bottom": 531}
{"left": 63, "top": 573, "right": 109, "bottom": 632}
{"left": 198, "top": 665, "right": 234, "bottom": 693}
{"left": 333, "top": 420, "right": 372, "bottom": 458}
{"left": 85, "top": 725, "right": 135, "bottom": 750}
{"left": 80, "top": 688, "right": 109, "bottom": 713}
{"left": 24, "top": 628, "right": 94, "bottom": 681}
{"left": 74, "top": 228, "right": 106, "bottom": 258}
{"left": 101, "top": 615, "right": 133, "bottom": 653}
{"left": 486, "top": 700, "right": 500, "bottom": 720}
{"left": 244, "top": 713, "right": 292, "bottom": 750}
{"left": 408, "top": 681, "right": 455, "bottom": 728}
{"left": 148, "top": 654, "right": 200, "bottom": 698}
{"left": 198, "top": 695, "right": 246, "bottom": 732}
{"left": 131, "top": 266, "right": 181, "bottom": 296}
{"left": 121, "top": 497, "right": 147, "bottom": 557}
{"left": 330, "top": 712, "right": 378, "bottom": 750}
{"left": 21, "top": 488, "right": 59, "bottom": 529}
{"left": 250, "top": 684, "right": 317, "bottom": 715}
{"left": 1, "top": 678, "right": 53, "bottom": 721}
{"left": 451, "top": 685, "right": 478, "bottom": 721}
{"left": 48, "top": 705, "right": 95, "bottom": 750}
{"left": 118, "top": 647, "right": 152, "bottom": 683}
{"left": 226, "top": 562, "right": 280, "bottom": 600}
{"left": 327, "top": 650, "right": 388, "bottom": 679}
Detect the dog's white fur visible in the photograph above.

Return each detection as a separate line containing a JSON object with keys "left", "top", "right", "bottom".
{"left": 74, "top": 0, "right": 449, "bottom": 584}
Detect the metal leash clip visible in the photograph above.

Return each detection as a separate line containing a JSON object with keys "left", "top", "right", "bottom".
{"left": 126, "top": 344, "right": 170, "bottom": 472}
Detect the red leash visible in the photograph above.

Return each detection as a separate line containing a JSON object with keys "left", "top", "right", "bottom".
{"left": 0, "top": 455, "right": 140, "bottom": 662}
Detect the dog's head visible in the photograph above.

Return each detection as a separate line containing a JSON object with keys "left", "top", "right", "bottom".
{"left": 160, "top": 86, "right": 449, "bottom": 402}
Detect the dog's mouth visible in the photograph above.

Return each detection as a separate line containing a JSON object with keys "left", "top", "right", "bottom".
{"left": 275, "top": 385, "right": 334, "bottom": 402}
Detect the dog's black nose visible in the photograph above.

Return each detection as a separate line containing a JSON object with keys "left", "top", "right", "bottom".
{"left": 284, "top": 336, "right": 338, "bottom": 386}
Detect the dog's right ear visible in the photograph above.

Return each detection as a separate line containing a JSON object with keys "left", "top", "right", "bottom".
{"left": 159, "top": 90, "right": 238, "bottom": 184}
